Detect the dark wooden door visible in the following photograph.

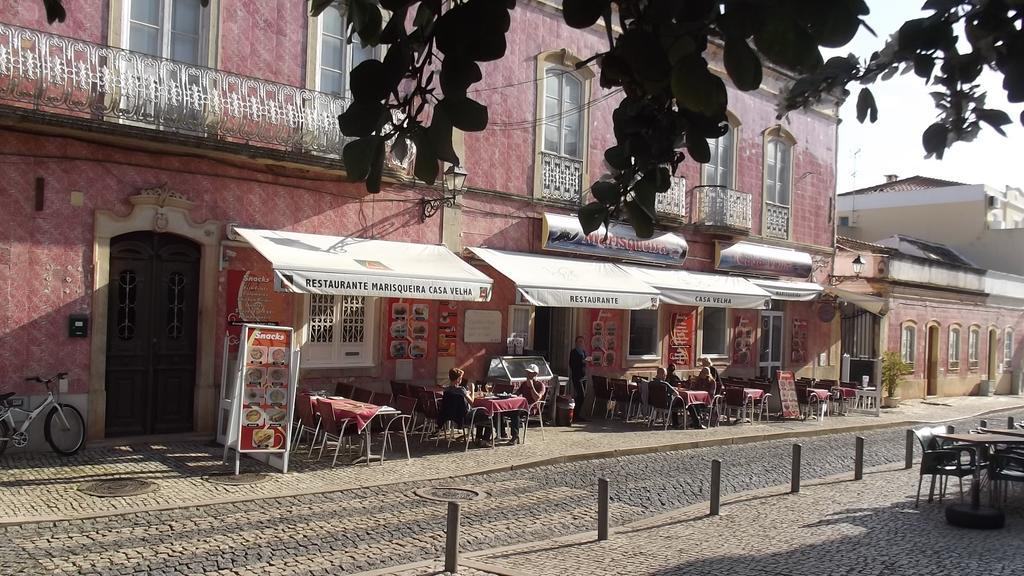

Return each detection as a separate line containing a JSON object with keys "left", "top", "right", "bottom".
{"left": 106, "top": 232, "right": 200, "bottom": 436}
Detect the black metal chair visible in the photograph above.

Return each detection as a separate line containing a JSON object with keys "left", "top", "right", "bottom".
{"left": 989, "top": 452, "right": 1024, "bottom": 505}
{"left": 914, "top": 425, "right": 977, "bottom": 506}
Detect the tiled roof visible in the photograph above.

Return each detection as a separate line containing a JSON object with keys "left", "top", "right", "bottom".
{"left": 839, "top": 175, "right": 966, "bottom": 196}
{"left": 875, "top": 235, "right": 977, "bottom": 268}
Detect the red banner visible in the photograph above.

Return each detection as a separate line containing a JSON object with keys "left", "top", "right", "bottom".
{"left": 791, "top": 318, "right": 808, "bottom": 365}
{"left": 776, "top": 370, "right": 799, "bottom": 419}
{"left": 589, "top": 309, "right": 621, "bottom": 369}
{"left": 668, "top": 310, "right": 695, "bottom": 368}
{"left": 437, "top": 301, "right": 458, "bottom": 357}
{"left": 732, "top": 314, "right": 755, "bottom": 366}
{"left": 226, "top": 269, "right": 290, "bottom": 353}
{"left": 238, "top": 325, "right": 292, "bottom": 452}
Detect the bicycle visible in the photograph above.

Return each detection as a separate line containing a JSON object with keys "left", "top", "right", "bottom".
{"left": 0, "top": 372, "right": 86, "bottom": 456}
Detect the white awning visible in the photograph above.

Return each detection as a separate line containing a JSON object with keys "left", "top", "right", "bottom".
{"left": 749, "top": 278, "right": 823, "bottom": 301}
{"left": 470, "top": 247, "right": 660, "bottom": 310}
{"left": 828, "top": 287, "right": 887, "bottom": 315}
{"left": 235, "top": 228, "right": 493, "bottom": 301}
{"left": 620, "top": 265, "right": 772, "bottom": 309}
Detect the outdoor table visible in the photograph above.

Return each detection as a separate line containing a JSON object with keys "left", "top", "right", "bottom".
{"left": 934, "top": 432, "right": 1024, "bottom": 528}
{"left": 325, "top": 397, "right": 401, "bottom": 465}
{"left": 738, "top": 388, "right": 765, "bottom": 423}
{"left": 675, "top": 388, "right": 710, "bottom": 405}
{"left": 472, "top": 396, "right": 529, "bottom": 447}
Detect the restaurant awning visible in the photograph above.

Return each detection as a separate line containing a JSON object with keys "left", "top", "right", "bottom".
{"left": 749, "top": 278, "right": 823, "bottom": 301}
{"left": 469, "top": 247, "right": 660, "bottom": 310}
{"left": 235, "top": 228, "right": 493, "bottom": 301}
{"left": 827, "top": 287, "right": 887, "bottom": 315}
{"left": 619, "top": 265, "right": 772, "bottom": 309}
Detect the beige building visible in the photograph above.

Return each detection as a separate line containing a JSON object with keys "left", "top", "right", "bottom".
{"left": 837, "top": 176, "right": 1024, "bottom": 275}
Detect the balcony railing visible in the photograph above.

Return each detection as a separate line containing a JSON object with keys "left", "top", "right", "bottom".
{"left": 690, "top": 185, "right": 752, "bottom": 233}
{"left": 540, "top": 151, "right": 583, "bottom": 203}
{"left": 655, "top": 176, "right": 687, "bottom": 219}
{"left": 764, "top": 201, "right": 791, "bottom": 240}
{"left": 0, "top": 22, "right": 352, "bottom": 159}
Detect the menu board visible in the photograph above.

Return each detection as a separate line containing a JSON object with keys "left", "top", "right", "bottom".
{"left": 776, "top": 370, "right": 799, "bottom": 419}
{"left": 225, "top": 269, "right": 291, "bottom": 353}
{"left": 732, "top": 313, "right": 755, "bottom": 366}
{"left": 668, "top": 310, "right": 695, "bottom": 368}
{"left": 589, "top": 309, "right": 619, "bottom": 368}
{"left": 237, "top": 325, "right": 294, "bottom": 453}
{"left": 388, "top": 300, "right": 430, "bottom": 360}
{"left": 437, "top": 301, "right": 458, "bottom": 357}
{"left": 791, "top": 318, "right": 808, "bottom": 365}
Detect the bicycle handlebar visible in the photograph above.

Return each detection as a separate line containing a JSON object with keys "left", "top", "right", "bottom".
{"left": 24, "top": 372, "right": 68, "bottom": 385}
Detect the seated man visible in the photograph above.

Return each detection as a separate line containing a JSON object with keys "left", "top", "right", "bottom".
{"left": 653, "top": 367, "right": 693, "bottom": 429}
{"left": 506, "top": 364, "right": 546, "bottom": 444}
{"left": 666, "top": 363, "right": 683, "bottom": 386}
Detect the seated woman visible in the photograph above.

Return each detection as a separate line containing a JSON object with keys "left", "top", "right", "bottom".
{"left": 686, "top": 367, "right": 717, "bottom": 428}
{"left": 437, "top": 368, "right": 476, "bottom": 437}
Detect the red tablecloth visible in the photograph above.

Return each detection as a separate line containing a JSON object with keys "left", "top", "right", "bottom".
{"left": 675, "top": 388, "right": 711, "bottom": 405}
{"left": 324, "top": 398, "right": 380, "bottom": 433}
{"left": 473, "top": 396, "right": 529, "bottom": 417}
{"left": 744, "top": 388, "right": 765, "bottom": 401}
{"left": 806, "top": 389, "right": 831, "bottom": 402}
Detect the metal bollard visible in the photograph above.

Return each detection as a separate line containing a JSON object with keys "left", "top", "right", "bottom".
{"left": 598, "top": 477, "right": 609, "bottom": 541}
{"left": 1008, "top": 416, "right": 1015, "bottom": 430}
{"left": 854, "top": 436, "right": 864, "bottom": 480}
{"left": 710, "top": 459, "right": 721, "bottom": 516}
{"left": 905, "top": 429, "right": 915, "bottom": 469}
{"left": 445, "top": 501, "right": 461, "bottom": 573}
{"left": 791, "top": 444, "right": 802, "bottom": 493}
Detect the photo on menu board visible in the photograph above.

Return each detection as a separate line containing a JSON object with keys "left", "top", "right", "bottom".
{"left": 237, "top": 325, "right": 293, "bottom": 453}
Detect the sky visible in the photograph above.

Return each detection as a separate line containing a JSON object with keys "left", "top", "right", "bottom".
{"left": 827, "top": 1, "right": 1023, "bottom": 193}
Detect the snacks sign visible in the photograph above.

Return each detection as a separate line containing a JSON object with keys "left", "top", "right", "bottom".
{"left": 237, "top": 325, "right": 294, "bottom": 453}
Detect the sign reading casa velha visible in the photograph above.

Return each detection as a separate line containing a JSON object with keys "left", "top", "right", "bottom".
{"left": 542, "top": 212, "right": 688, "bottom": 265}
{"left": 715, "top": 241, "right": 813, "bottom": 278}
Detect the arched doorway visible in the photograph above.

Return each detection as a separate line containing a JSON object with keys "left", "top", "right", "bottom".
{"left": 925, "top": 324, "right": 940, "bottom": 396}
{"left": 105, "top": 232, "right": 200, "bottom": 436}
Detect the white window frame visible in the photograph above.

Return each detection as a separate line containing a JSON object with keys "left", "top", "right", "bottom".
{"left": 508, "top": 305, "right": 535, "bottom": 349}
{"left": 122, "top": 0, "right": 210, "bottom": 64}
{"left": 1005, "top": 328, "right": 1014, "bottom": 369}
{"left": 700, "top": 307, "right": 729, "bottom": 358}
{"left": 313, "top": 3, "right": 384, "bottom": 97}
{"left": 626, "top": 309, "right": 661, "bottom": 360}
{"left": 702, "top": 123, "right": 737, "bottom": 188}
{"left": 765, "top": 138, "right": 792, "bottom": 208}
{"left": 541, "top": 67, "right": 585, "bottom": 160}
{"left": 900, "top": 323, "right": 916, "bottom": 368}
{"left": 301, "top": 294, "right": 377, "bottom": 368}
{"left": 948, "top": 325, "right": 961, "bottom": 371}
{"left": 968, "top": 325, "right": 980, "bottom": 370}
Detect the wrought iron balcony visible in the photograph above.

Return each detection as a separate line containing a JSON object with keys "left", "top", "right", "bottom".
{"left": 764, "top": 201, "right": 791, "bottom": 240}
{"left": 690, "top": 185, "right": 752, "bottom": 233}
{"left": 539, "top": 151, "right": 584, "bottom": 203}
{"left": 0, "top": 22, "right": 356, "bottom": 161}
{"left": 655, "top": 176, "right": 687, "bottom": 219}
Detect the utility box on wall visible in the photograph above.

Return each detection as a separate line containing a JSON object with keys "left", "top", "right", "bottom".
{"left": 69, "top": 314, "right": 89, "bottom": 338}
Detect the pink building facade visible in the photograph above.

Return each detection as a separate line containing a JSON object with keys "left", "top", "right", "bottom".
{"left": 0, "top": 1, "right": 841, "bottom": 442}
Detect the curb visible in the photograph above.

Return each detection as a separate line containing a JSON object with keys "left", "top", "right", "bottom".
{"left": 1, "top": 403, "right": 1020, "bottom": 527}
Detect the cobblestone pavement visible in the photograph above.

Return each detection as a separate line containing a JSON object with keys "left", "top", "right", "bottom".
{"left": 1, "top": 411, "right": 1019, "bottom": 575}
{"left": 1, "top": 396, "right": 1020, "bottom": 522}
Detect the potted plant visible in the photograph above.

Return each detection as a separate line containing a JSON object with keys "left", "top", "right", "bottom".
{"left": 881, "top": 351, "right": 912, "bottom": 408}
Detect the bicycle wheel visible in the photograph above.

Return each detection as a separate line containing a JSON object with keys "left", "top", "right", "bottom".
{"left": 44, "top": 403, "right": 85, "bottom": 456}
{"left": 0, "top": 419, "right": 11, "bottom": 456}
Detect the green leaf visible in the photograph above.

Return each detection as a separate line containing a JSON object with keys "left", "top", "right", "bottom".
{"left": 391, "top": 136, "right": 409, "bottom": 164}
{"left": 912, "top": 53, "right": 935, "bottom": 80}
{"left": 338, "top": 100, "right": 387, "bottom": 137}
{"left": 578, "top": 202, "right": 608, "bottom": 234}
{"left": 591, "top": 181, "right": 621, "bottom": 204}
{"left": 440, "top": 57, "right": 483, "bottom": 98}
{"left": 855, "top": 87, "right": 877, "bottom": 124}
{"left": 427, "top": 106, "right": 459, "bottom": 164}
{"left": 754, "top": 13, "right": 823, "bottom": 73}
{"left": 976, "top": 108, "right": 1012, "bottom": 136}
{"left": 604, "top": 146, "right": 628, "bottom": 171}
{"left": 349, "top": 60, "right": 390, "bottom": 102}
{"left": 624, "top": 199, "right": 655, "bottom": 239}
{"left": 724, "top": 37, "right": 762, "bottom": 91}
{"left": 343, "top": 136, "right": 382, "bottom": 182}
{"left": 671, "top": 56, "right": 727, "bottom": 116}
{"left": 43, "top": 0, "right": 66, "bottom": 23}
{"left": 309, "top": 0, "right": 334, "bottom": 16}
{"left": 686, "top": 136, "right": 712, "bottom": 164}
{"left": 439, "top": 97, "right": 488, "bottom": 132}
{"left": 922, "top": 122, "right": 948, "bottom": 159}
{"left": 562, "top": 0, "right": 607, "bottom": 29}
{"left": 804, "top": 0, "right": 868, "bottom": 48}
{"left": 413, "top": 132, "right": 440, "bottom": 185}
{"left": 349, "top": 0, "right": 384, "bottom": 46}
{"left": 380, "top": 0, "right": 417, "bottom": 10}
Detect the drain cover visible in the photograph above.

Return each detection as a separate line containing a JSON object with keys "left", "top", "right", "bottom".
{"left": 78, "top": 478, "right": 159, "bottom": 498}
{"left": 413, "top": 487, "right": 486, "bottom": 502}
{"left": 205, "top": 472, "right": 272, "bottom": 486}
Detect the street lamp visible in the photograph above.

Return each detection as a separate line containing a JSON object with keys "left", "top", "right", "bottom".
{"left": 828, "top": 254, "right": 867, "bottom": 286}
{"left": 851, "top": 255, "right": 865, "bottom": 276}
{"left": 420, "top": 164, "right": 467, "bottom": 222}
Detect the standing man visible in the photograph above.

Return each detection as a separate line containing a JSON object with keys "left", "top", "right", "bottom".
{"left": 569, "top": 336, "right": 588, "bottom": 422}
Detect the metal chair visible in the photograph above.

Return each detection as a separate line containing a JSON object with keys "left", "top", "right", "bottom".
{"left": 609, "top": 378, "right": 634, "bottom": 420}
{"left": 989, "top": 451, "right": 1024, "bottom": 505}
{"left": 645, "top": 380, "right": 677, "bottom": 430}
{"left": 590, "top": 376, "right": 611, "bottom": 418}
{"left": 378, "top": 395, "right": 415, "bottom": 464}
{"left": 352, "top": 388, "right": 373, "bottom": 404}
{"left": 913, "top": 425, "right": 975, "bottom": 506}
{"left": 291, "top": 392, "right": 322, "bottom": 456}
{"left": 313, "top": 399, "right": 355, "bottom": 467}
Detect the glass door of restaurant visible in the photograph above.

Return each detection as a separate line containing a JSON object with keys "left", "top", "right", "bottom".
{"left": 759, "top": 305, "right": 784, "bottom": 379}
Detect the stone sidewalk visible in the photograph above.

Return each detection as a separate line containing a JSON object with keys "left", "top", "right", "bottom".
{"left": 372, "top": 463, "right": 1024, "bottom": 576}
{"left": 1, "top": 395, "right": 1021, "bottom": 524}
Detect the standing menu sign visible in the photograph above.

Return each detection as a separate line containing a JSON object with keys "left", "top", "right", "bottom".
{"left": 776, "top": 370, "right": 799, "bottom": 419}
{"left": 224, "top": 324, "right": 298, "bottom": 474}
